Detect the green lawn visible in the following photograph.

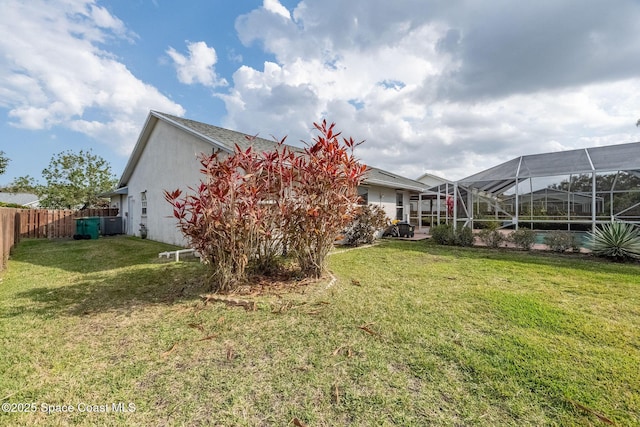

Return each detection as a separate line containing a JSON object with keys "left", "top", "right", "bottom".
{"left": 1, "top": 237, "right": 638, "bottom": 426}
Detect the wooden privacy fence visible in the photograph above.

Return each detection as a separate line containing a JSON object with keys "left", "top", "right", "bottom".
{"left": 0, "top": 207, "right": 20, "bottom": 272}
{"left": 18, "top": 208, "right": 119, "bottom": 239}
{"left": 0, "top": 208, "right": 118, "bottom": 272}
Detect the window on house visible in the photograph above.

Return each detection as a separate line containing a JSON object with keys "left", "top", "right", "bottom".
{"left": 396, "top": 192, "right": 404, "bottom": 220}
{"left": 357, "top": 187, "right": 369, "bottom": 205}
{"left": 141, "top": 191, "right": 147, "bottom": 217}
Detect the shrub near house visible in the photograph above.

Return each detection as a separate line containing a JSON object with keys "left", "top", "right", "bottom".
{"left": 166, "top": 121, "right": 367, "bottom": 291}
{"left": 430, "top": 224, "right": 474, "bottom": 247}
{"left": 509, "top": 228, "right": 537, "bottom": 251}
{"left": 342, "top": 204, "right": 389, "bottom": 246}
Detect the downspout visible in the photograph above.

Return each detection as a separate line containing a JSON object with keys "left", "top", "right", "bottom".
{"left": 159, "top": 248, "right": 199, "bottom": 262}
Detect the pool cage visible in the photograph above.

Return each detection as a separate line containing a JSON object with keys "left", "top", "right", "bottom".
{"left": 428, "top": 142, "right": 640, "bottom": 232}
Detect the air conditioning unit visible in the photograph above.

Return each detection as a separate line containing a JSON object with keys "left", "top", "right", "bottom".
{"left": 100, "top": 216, "right": 123, "bottom": 235}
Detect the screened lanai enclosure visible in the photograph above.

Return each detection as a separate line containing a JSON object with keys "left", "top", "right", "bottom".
{"left": 429, "top": 141, "right": 640, "bottom": 232}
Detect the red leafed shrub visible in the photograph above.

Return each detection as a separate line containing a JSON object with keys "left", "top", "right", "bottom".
{"left": 165, "top": 140, "right": 294, "bottom": 291}
{"left": 165, "top": 121, "right": 366, "bottom": 291}
{"left": 284, "top": 120, "right": 367, "bottom": 277}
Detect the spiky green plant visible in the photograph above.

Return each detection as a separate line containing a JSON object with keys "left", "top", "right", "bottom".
{"left": 588, "top": 222, "right": 640, "bottom": 261}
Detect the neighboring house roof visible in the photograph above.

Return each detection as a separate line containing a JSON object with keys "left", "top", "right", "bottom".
{"left": 501, "top": 187, "right": 603, "bottom": 205}
{"left": 364, "top": 167, "right": 427, "bottom": 192}
{"left": 0, "top": 192, "right": 39, "bottom": 207}
{"left": 116, "top": 111, "right": 425, "bottom": 193}
{"left": 98, "top": 186, "right": 128, "bottom": 199}
{"left": 416, "top": 171, "right": 451, "bottom": 183}
{"left": 416, "top": 172, "right": 453, "bottom": 190}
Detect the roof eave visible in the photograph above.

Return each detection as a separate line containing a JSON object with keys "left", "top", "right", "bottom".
{"left": 362, "top": 178, "right": 426, "bottom": 192}
{"left": 117, "top": 113, "right": 157, "bottom": 187}
{"left": 117, "top": 111, "right": 233, "bottom": 187}
{"left": 98, "top": 186, "right": 129, "bottom": 198}
{"left": 152, "top": 111, "right": 233, "bottom": 154}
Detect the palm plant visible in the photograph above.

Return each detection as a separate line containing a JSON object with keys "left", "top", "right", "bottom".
{"left": 588, "top": 222, "right": 640, "bottom": 261}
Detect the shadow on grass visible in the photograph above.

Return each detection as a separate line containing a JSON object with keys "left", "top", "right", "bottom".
{"left": 378, "top": 239, "right": 640, "bottom": 276}
{"left": 13, "top": 236, "right": 183, "bottom": 274}
{"left": 3, "top": 259, "right": 209, "bottom": 319}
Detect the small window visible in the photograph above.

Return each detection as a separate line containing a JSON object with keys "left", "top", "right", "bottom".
{"left": 141, "top": 191, "right": 147, "bottom": 217}
{"left": 396, "top": 192, "right": 404, "bottom": 220}
{"left": 357, "top": 187, "right": 369, "bottom": 205}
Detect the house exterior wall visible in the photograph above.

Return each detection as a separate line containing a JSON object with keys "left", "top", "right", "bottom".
{"left": 124, "top": 120, "right": 217, "bottom": 246}
{"left": 364, "top": 185, "right": 394, "bottom": 221}
{"left": 364, "top": 185, "right": 412, "bottom": 223}
{"left": 116, "top": 118, "right": 422, "bottom": 246}
{"left": 418, "top": 175, "right": 448, "bottom": 188}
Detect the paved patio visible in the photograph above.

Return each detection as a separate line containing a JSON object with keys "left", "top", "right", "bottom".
{"left": 385, "top": 230, "right": 431, "bottom": 241}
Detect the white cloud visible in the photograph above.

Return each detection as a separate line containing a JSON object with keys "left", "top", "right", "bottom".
{"left": 167, "top": 41, "right": 228, "bottom": 88}
{"left": 87, "top": 3, "right": 130, "bottom": 39}
{"left": 263, "top": 0, "right": 291, "bottom": 20}
{"left": 0, "top": 0, "right": 184, "bottom": 154}
{"left": 221, "top": 0, "right": 640, "bottom": 181}
{"left": 5, "top": 0, "right": 637, "bottom": 183}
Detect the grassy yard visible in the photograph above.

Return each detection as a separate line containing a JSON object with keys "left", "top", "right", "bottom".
{"left": 0, "top": 237, "right": 639, "bottom": 426}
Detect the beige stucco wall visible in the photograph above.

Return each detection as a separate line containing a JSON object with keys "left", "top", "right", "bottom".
{"left": 120, "top": 121, "right": 418, "bottom": 246}
{"left": 125, "top": 120, "right": 217, "bottom": 246}
{"left": 364, "top": 185, "right": 411, "bottom": 223}
{"left": 418, "top": 175, "right": 449, "bottom": 188}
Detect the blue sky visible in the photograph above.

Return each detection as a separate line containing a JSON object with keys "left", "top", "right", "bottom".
{"left": 2, "top": 0, "right": 640, "bottom": 187}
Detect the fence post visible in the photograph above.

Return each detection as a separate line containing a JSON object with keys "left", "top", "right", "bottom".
{"left": 0, "top": 208, "right": 18, "bottom": 271}
{"left": 14, "top": 211, "right": 20, "bottom": 246}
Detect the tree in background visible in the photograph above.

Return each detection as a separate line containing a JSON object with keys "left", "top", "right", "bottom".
{"left": 2, "top": 175, "right": 39, "bottom": 193}
{"left": 40, "top": 149, "right": 117, "bottom": 209}
{"left": 549, "top": 172, "right": 640, "bottom": 216}
{"left": 0, "top": 151, "right": 8, "bottom": 176}
{"left": 550, "top": 172, "right": 640, "bottom": 193}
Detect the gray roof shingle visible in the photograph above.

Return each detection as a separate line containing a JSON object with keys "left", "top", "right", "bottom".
{"left": 157, "top": 112, "right": 294, "bottom": 154}
{"left": 364, "top": 167, "right": 426, "bottom": 192}
{"left": 118, "top": 111, "right": 425, "bottom": 192}
{"left": 0, "top": 192, "right": 39, "bottom": 207}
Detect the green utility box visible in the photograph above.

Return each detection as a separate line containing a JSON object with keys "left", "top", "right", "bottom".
{"left": 74, "top": 217, "right": 100, "bottom": 240}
